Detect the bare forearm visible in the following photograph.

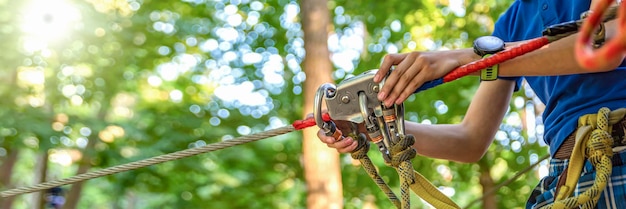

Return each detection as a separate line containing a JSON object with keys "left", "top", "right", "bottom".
{"left": 406, "top": 123, "right": 478, "bottom": 162}
{"left": 406, "top": 80, "right": 515, "bottom": 162}
{"left": 499, "top": 20, "right": 620, "bottom": 76}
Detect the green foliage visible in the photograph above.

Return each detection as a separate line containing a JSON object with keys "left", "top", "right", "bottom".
{"left": 0, "top": 0, "right": 550, "bottom": 208}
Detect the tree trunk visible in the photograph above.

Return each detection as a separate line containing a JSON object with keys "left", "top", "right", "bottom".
{"left": 33, "top": 152, "right": 49, "bottom": 209}
{"left": 63, "top": 107, "right": 108, "bottom": 209}
{"left": 62, "top": 152, "right": 90, "bottom": 209}
{"left": 62, "top": 134, "right": 98, "bottom": 209}
{"left": 301, "top": 0, "right": 343, "bottom": 208}
{"left": 0, "top": 149, "right": 19, "bottom": 209}
{"left": 478, "top": 159, "right": 497, "bottom": 209}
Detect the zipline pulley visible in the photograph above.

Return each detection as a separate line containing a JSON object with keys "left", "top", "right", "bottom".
{"left": 313, "top": 70, "right": 460, "bottom": 209}
{"left": 314, "top": 70, "right": 408, "bottom": 163}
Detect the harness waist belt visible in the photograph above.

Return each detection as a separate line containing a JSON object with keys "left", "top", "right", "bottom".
{"left": 554, "top": 115, "right": 626, "bottom": 159}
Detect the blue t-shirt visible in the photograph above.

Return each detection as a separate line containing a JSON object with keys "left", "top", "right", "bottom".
{"left": 492, "top": 0, "right": 626, "bottom": 156}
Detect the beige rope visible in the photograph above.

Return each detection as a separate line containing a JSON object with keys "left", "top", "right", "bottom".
{"left": 0, "top": 125, "right": 296, "bottom": 198}
{"left": 349, "top": 133, "right": 402, "bottom": 208}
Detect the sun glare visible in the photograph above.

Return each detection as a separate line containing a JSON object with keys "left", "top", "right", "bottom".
{"left": 20, "top": 0, "right": 81, "bottom": 51}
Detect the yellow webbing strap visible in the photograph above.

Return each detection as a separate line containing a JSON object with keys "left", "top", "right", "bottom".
{"left": 410, "top": 168, "right": 461, "bottom": 209}
{"left": 541, "top": 107, "right": 625, "bottom": 209}
{"left": 389, "top": 134, "right": 461, "bottom": 209}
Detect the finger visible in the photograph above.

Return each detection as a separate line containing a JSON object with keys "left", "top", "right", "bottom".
{"left": 376, "top": 54, "right": 406, "bottom": 83}
{"left": 332, "top": 136, "right": 354, "bottom": 148}
{"left": 394, "top": 64, "right": 432, "bottom": 104}
{"left": 383, "top": 78, "right": 406, "bottom": 107}
{"left": 395, "top": 80, "right": 422, "bottom": 105}
{"left": 378, "top": 54, "right": 411, "bottom": 104}
{"left": 385, "top": 56, "right": 423, "bottom": 106}
{"left": 317, "top": 130, "right": 336, "bottom": 144}
{"left": 337, "top": 140, "right": 358, "bottom": 153}
{"left": 379, "top": 69, "right": 401, "bottom": 106}
{"left": 396, "top": 84, "right": 417, "bottom": 105}
{"left": 326, "top": 136, "right": 353, "bottom": 149}
{"left": 374, "top": 54, "right": 407, "bottom": 101}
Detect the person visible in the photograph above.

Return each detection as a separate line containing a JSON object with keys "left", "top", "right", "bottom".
{"left": 317, "top": 0, "right": 626, "bottom": 208}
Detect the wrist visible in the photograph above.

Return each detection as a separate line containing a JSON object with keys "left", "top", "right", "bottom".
{"left": 473, "top": 36, "right": 505, "bottom": 81}
{"left": 459, "top": 48, "right": 483, "bottom": 66}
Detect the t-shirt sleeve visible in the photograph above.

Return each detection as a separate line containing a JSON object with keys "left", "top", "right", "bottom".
{"left": 490, "top": 7, "right": 523, "bottom": 92}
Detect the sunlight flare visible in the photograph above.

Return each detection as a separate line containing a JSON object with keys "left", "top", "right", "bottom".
{"left": 20, "top": 0, "right": 81, "bottom": 51}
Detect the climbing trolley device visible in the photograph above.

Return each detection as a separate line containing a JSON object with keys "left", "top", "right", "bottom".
{"left": 313, "top": 70, "right": 461, "bottom": 209}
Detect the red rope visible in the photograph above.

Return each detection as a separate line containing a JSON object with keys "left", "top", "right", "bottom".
{"left": 576, "top": 1, "right": 626, "bottom": 71}
{"left": 443, "top": 37, "right": 550, "bottom": 82}
{"left": 292, "top": 113, "right": 331, "bottom": 130}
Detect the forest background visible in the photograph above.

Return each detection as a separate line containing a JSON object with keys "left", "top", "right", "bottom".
{"left": 0, "top": 0, "right": 549, "bottom": 208}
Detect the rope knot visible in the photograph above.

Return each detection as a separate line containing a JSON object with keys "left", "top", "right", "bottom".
{"left": 586, "top": 130, "right": 613, "bottom": 156}
{"left": 584, "top": 108, "right": 614, "bottom": 162}
{"left": 389, "top": 134, "right": 417, "bottom": 167}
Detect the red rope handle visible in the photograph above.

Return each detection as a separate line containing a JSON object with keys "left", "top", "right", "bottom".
{"left": 576, "top": 1, "right": 626, "bottom": 71}
{"left": 443, "top": 37, "right": 550, "bottom": 82}
{"left": 292, "top": 113, "right": 331, "bottom": 130}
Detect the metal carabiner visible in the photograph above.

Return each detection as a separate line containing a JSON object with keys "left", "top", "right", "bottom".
{"left": 377, "top": 73, "right": 407, "bottom": 145}
{"left": 314, "top": 83, "right": 343, "bottom": 141}
{"left": 314, "top": 69, "right": 408, "bottom": 160}
{"left": 359, "top": 92, "right": 391, "bottom": 162}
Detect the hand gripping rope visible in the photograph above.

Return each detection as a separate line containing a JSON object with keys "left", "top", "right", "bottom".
{"left": 314, "top": 71, "right": 460, "bottom": 209}
{"left": 576, "top": 0, "right": 626, "bottom": 71}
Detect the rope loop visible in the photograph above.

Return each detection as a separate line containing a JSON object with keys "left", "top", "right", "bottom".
{"left": 542, "top": 107, "right": 616, "bottom": 209}
{"left": 585, "top": 108, "right": 614, "bottom": 162}
{"left": 595, "top": 107, "right": 610, "bottom": 130}
{"left": 586, "top": 129, "right": 613, "bottom": 161}
{"left": 350, "top": 133, "right": 371, "bottom": 160}
{"left": 388, "top": 134, "right": 417, "bottom": 168}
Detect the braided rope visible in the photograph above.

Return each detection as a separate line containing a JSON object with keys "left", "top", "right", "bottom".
{"left": 0, "top": 125, "right": 296, "bottom": 198}
{"left": 388, "top": 134, "right": 418, "bottom": 209}
{"left": 349, "top": 133, "right": 401, "bottom": 208}
{"left": 349, "top": 132, "right": 460, "bottom": 209}
{"left": 389, "top": 134, "right": 461, "bottom": 209}
{"left": 540, "top": 107, "right": 622, "bottom": 209}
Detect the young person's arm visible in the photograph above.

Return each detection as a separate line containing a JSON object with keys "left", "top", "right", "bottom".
{"left": 375, "top": 20, "right": 622, "bottom": 107}
{"left": 320, "top": 79, "right": 515, "bottom": 163}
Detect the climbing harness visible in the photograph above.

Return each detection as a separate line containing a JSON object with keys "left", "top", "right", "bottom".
{"left": 1, "top": 5, "right": 622, "bottom": 209}
{"left": 539, "top": 108, "right": 626, "bottom": 209}
{"left": 576, "top": 0, "right": 626, "bottom": 71}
